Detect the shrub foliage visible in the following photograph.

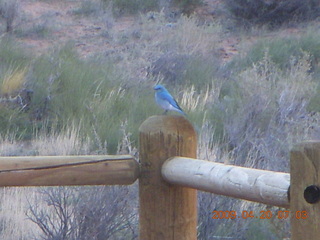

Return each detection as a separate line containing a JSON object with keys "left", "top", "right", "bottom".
{"left": 224, "top": 0, "right": 320, "bottom": 27}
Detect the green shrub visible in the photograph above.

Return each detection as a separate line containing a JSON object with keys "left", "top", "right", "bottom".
{"left": 172, "top": 0, "right": 203, "bottom": 15}
{"left": 73, "top": 1, "right": 102, "bottom": 16}
{"left": 102, "top": 0, "right": 159, "bottom": 16}
{"left": 224, "top": 0, "right": 320, "bottom": 27}
{"left": 150, "top": 54, "right": 220, "bottom": 89}
{"left": 101, "top": 0, "right": 202, "bottom": 16}
{"left": 184, "top": 56, "right": 220, "bottom": 89}
{"left": 0, "top": 39, "right": 32, "bottom": 139}
{"left": 27, "top": 44, "right": 158, "bottom": 153}
{"left": 29, "top": 45, "right": 119, "bottom": 152}
{"left": 0, "top": 37, "right": 30, "bottom": 69}
{"left": 14, "top": 23, "right": 51, "bottom": 39}
{"left": 228, "top": 31, "right": 320, "bottom": 77}
{"left": 308, "top": 86, "right": 320, "bottom": 112}
{"left": 0, "top": 0, "right": 18, "bottom": 32}
{"left": 0, "top": 107, "right": 32, "bottom": 140}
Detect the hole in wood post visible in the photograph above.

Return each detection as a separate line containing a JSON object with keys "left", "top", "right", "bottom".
{"left": 304, "top": 185, "right": 320, "bottom": 204}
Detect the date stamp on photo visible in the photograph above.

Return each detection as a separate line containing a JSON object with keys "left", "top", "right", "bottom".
{"left": 211, "top": 210, "right": 308, "bottom": 220}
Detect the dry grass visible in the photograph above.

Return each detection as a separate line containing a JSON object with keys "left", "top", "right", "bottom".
{"left": 0, "top": 188, "right": 40, "bottom": 240}
{"left": 229, "top": 52, "right": 317, "bottom": 169}
{"left": 140, "top": 11, "right": 222, "bottom": 55}
{"left": 1, "top": 67, "right": 27, "bottom": 96}
{"left": 32, "top": 124, "right": 92, "bottom": 156}
{"left": 173, "top": 15, "right": 222, "bottom": 55}
{"left": 181, "top": 85, "right": 210, "bottom": 112}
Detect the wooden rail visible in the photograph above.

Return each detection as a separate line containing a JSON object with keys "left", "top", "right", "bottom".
{"left": 0, "top": 155, "right": 139, "bottom": 186}
{"left": 162, "top": 157, "right": 290, "bottom": 208}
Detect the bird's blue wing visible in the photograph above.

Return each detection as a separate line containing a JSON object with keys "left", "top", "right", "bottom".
{"left": 159, "top": 91, "right": 184, "bottom": 112}
{"left": 158, "top": 91, "right": 174, "bottom": 104}
{"left": 155, "top": 86, "right": 186, "bottom": 115}
{"left": 168, "top": 96, "right": 183, "bottom": 111}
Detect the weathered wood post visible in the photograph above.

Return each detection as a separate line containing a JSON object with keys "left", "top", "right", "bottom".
{"left": 139, "top": 115, "right": 197, "bottom": 240}
{"left": 290, "top": 141, "right": 320, "bottom": 240}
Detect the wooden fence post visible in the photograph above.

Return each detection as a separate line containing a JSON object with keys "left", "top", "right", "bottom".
{"left": 139, "top": 115, "right": 197, "bottom": 240}
{"left": 290, "top": 141, "right": 320, "bottom": 240}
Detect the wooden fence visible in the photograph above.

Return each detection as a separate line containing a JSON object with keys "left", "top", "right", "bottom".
{"left": 1, "top": 115, "right": 319, "bottom": 240}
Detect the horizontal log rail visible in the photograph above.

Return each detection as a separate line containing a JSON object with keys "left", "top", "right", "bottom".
{"left": 0, "top": 155, "right": 139, "bottom": 186}
{"left": 162, "top": 157, "right": 290, "bottom": 208}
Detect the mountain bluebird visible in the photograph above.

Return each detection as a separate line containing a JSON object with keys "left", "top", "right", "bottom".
{"left": 154, "top": 84, "right": 186, "bottom": 115}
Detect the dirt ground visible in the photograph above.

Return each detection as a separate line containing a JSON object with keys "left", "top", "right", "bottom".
{"left": 16, "top": 0, "right": 238, "bottom": 60}
{"left": 19, "top": 0, "right": 121, "bottom": 57}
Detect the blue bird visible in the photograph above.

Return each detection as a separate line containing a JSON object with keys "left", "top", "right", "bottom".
{"left": 154, "top": 85, "right": 186, "bottom": 115}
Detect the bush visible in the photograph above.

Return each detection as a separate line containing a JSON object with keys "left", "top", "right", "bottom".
{"left": 172, "top": 0, "right": 204, "bottom": 15}
{"left": 0, "top": 0, "right": 18, "bottom": 32}
{"left": 228, "top": 31, "right": 320, "bottom": 77}
{"left": 0, "top": 39, "right": 32, "bottom": 139}
{"left": 224, "top": 0, "right": 320, "bottom": 27}
{"left": 28, "top": 45, "right": 122, "bottom": 152}
{"left": 229, "top": 32, "right": 320, "bottom": 115}
{"left": 73, "top": 1, "right": 102, "bottom": 16}
{"left": 26, "top": 43, "right": 158, "bottom": 153}
{"left": 27, "top": 186, "right": 138, "bottom": 240}
{"left": 101, "top": 0, "right": 203, "bottom": 17}
{"left": 221, "top": 52, "right": 317, "bottom": 170}
{"left": 0, "top": 107, "right": 32, "bottom": 139}
{"left": 0, "top": 37, "right": 30, "bottom": 69}
{"left": 102, "top": 0, "right": 159, "bottom": 16}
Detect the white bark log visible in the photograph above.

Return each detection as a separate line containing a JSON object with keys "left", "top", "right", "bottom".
{"left": 162, "top": 157, "right": 289, "bottom": 208}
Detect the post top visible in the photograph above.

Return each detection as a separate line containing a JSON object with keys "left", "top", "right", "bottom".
{"left": 291, "top": 141, "right": 320, "bottom": 157}
{"left": 139, "top": 115, "right": 196, "bottom": 136}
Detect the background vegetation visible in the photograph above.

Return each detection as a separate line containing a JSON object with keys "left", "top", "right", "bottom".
{"left": 224, "top": 0, "right": 320, "bottom": 28}
{"left": 0, "top": 0, "right": 319, "bottom": 239}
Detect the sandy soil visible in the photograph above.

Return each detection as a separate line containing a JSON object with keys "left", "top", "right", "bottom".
{"left": 19, "top": 0, "right": 108, "bottom": 57}
{"left": 16, "top": 0, "right": 237, "bottom": 60}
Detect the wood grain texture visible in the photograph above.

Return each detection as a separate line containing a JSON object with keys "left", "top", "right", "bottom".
{"left": 162, "top": 157, "right": 290, "bottom": 208}
{"left": 290, "top": 141, "right": 320, "bottom": 240}
{"left": 0, "top": 155, "right": 139, "bottom": 186}
{"left": 139, "top": 115, "right": 197, "bottom": 240}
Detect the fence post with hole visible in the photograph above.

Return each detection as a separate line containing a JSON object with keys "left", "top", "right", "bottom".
{"left": 290, "top": 141, "right": 320, "bottom": 239}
